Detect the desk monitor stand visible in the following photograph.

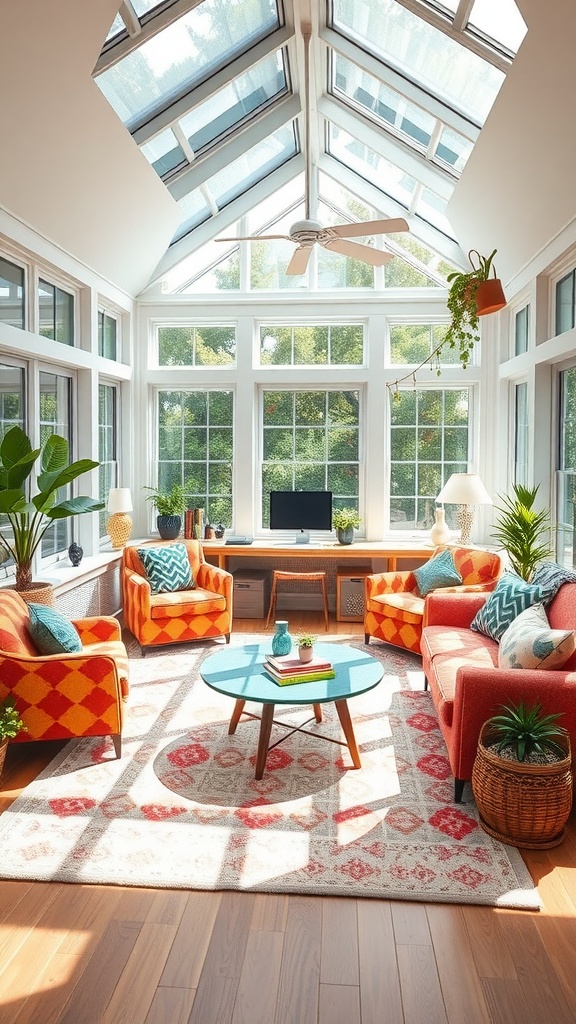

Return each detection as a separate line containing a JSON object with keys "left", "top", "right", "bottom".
{"left": 294, "top": 530, "right": 310, "bottom": 544}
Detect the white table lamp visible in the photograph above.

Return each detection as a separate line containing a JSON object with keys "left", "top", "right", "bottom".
{"left": 436, "top": 473, "right": 492, "bottom": 545}
{"left": 107, "top": 488, "right": 133, "bottom": 549}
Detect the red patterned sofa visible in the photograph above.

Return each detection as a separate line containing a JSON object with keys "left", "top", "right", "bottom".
{"left": 421, "top": 583, "right": 576, "bottom": 801}
{"left": 364, "top": 546, "right": 503, "bottom": 653}
{"left": 122, "top": 539, "right": 233, "bottom": 653}
{"left": 0, "top": 590, "right": 129, "bottom": 758}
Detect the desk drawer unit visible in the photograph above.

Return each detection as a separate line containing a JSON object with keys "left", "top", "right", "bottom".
{"left": 232, "top": 569, "right": 271, "bottom": 618}
{"left": 336, "top": 565, "right": 371, "bottom": 622}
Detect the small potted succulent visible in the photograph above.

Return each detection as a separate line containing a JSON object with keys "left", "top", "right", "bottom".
{"left": 472, "top": 700, "right": 572, "bottom": 849}
{"left": 297, "top": 633, "right": 317, "bottom": 663}
{"left": 145, "top": 483, "right": 187, "bottom": 540}
{"left": 0, "top": 695, "right": 27, "bottom": 779}
{"left": 333, "top": 507, "right": 362, "bottom": 545}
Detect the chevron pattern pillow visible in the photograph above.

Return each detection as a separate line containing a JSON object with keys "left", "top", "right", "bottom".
{"left": 498, "top": 603, "right": 576, "bottom": 670}
{"left": 137, "top": 544, "right": 194, "bottom": 594}
{"left": 414, "top": 548, "right": 462, "bottom": 597}
{"left": 470, "top": 570, "right": 544, "bottom": 642}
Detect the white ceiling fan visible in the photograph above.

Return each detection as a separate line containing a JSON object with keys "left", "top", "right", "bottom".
{"left": 219, "top": 27, "right": 409, "bottom": 276}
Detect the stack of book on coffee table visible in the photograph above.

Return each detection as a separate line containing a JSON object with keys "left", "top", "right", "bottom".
{"left": 263, "top": 652, "right": 336, "bottom": 686}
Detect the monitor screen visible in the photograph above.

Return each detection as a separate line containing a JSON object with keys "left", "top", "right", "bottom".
{"left": 269, "top": 490, "right": 332, "bottom": 542}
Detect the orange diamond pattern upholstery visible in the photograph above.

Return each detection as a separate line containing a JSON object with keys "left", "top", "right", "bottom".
{"left": 122, "top": 539, "right": 233, "bottom": 652}
{"left": 364, "top": 546, "right": 503, "bottom": 653}
{"left": 0, "top": 590, "right": 129, "bottom": 757}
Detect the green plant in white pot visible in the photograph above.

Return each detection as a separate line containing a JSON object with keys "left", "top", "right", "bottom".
{"left": 333, "top": 507, "right": 362, "bottom": 545}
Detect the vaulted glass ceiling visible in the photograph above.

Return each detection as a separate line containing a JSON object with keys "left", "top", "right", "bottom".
{"left": 94, "top": 0, "right": 527, "bottom": 290}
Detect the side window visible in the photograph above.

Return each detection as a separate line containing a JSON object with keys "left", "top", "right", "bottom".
{"left": 555, "top": 270, "right": 575, "bottom": 336}
{"left": 99, "top": 383, "right": 118, "bottom": 539}
{"left": 557, "top": 366, "right": 576, "bottom": 565}
{"left": 513, "top": 382, "right": 528, "bottom": 486}
{"left": 38, "top": 279, "right": 74, "bottom": 345}
{"left": 98, "top": 311, "right": 118, "bottom": 360}
{"left": 39, "top": 371, "right": 72, "bottom": 559}
{"left": 514, "top": 306, "right": 529, "bottom": 355}
{"left": 0, "top": 256, "right": 25, "bottom": 330}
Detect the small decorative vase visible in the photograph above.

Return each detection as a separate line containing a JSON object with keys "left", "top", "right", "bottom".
{"left": 336, "top": 526, "right": 354, "bottom": 545}
{"left": 271, "top": 620, "right": 292, "bottom": 657}
{"left": 430, "top": 507, "right": 451, "bottom": 547}
{"left": 298, "top": 645, "right": 313, "bottom": 663}
{"left": 214, "top": 524, "right": 225, "bottom": 540}
{"left": 68, "top": 541, "right": 83, "bottom": 567}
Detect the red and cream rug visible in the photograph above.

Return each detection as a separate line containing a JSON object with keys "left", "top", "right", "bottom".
{"left": 0, "top": 634, "right": 539, "bottom": 909}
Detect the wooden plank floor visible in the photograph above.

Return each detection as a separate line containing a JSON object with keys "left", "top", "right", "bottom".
{"left": 1, "top": 614, "right": 575, "bottom": 1024}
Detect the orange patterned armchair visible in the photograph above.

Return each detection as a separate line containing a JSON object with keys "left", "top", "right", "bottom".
{"left": 122, "top": 539, "right": 233, "bottom": 653}
{"left": 364, "top": 546, "right": 503, "bottom": 654}
{"left": 0, "top": 590, "right": 129, "bottom": 757}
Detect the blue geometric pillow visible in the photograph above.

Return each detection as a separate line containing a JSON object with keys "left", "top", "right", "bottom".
{"left": 414, "top": 548, "right": 463, "bottom": 597}
{"left": 27, "top": 603, "right": 82, "bottom": 655}
{"left": 498, "top": 603, "right": 576, "bottom": 669}
{"left": 530, "top": 561, "right": 576, "bottom": 604}
{"left": 471, "top": 570, "right": 544, "bottom": 642}
{"left": 137, "top": 544, "right": 194, "bottom": 594}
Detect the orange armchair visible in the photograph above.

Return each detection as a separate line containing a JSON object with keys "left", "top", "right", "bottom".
{"left": 122, "top": 539, "right": 233, "bottom": 653}
{"left": 364, "top": 546, "right": 503, "bottom": 654}
{"left": 0, "top": 590, "right": 129, "bottom": 758}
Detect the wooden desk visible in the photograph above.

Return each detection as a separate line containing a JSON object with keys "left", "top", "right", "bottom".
{"left": 202, "top": 540, "right": 433, "bottom": 572}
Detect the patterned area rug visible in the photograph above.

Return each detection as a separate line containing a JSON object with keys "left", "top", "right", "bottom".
{"left": 0, "top": 634, "right": 539, "bottom": 908}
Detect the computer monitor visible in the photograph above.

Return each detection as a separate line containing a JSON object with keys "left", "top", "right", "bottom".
{"left": 269, "top": 490, "right": 332, "bottom": 544}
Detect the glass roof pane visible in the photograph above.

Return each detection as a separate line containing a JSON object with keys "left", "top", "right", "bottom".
{"left": 207, "top": 122, "right": 297, "bottom": 208}
{"left": 415, "top": 187, "right": 455, "bottom": 238}
{"left": 172, "top": 191, "right": 212, "bottom": 243}
{"left": 331, "top": 0, "right": 505, "bottom": 124}
{"left": 179, "top": 49, "right": 288, "bottom": 156}
{"left": 469, "top": 0, "right": 527, "bottom": 53}
{"left": 96, "top": 0, "right": 280, "bottom": 130}
{"left": 105, "top": 13, "right": 125, "bottom": 42}
{"left": 436, "top": 125, "right": 473, "bottom": 173}
{"left": 141, "top": 127, "right": 186, "bottom": 177}
{"left": 327, "top": 123, "right": 417, "bottom": 208}
{"left": 131, "top": 0, "right": 171, "bottom": 17}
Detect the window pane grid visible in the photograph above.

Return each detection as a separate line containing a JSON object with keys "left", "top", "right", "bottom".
{"left": 39, "top": 371, "right": 72, "bottom": 557}
{"left": 99, "top": 384, "right": 118, "bottom": 539}
{"left": 158, "top": 325, "right": 236, "bottom": 366}
{"left": 0, "top": 257, "right": 25, "bottom": 330}
{"left": 260, "top": 323, "right": 364, "bottom": 365}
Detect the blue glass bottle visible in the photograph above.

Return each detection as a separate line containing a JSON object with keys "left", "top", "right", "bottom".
{"left": 271, "top": 620, "right": 292, "bottom": 657}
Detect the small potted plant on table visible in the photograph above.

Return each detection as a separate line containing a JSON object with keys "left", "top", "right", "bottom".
{"left": 0, "top": 695, "right": 27, "bottom": 780}
{"left": 472, "top": 700, "right": 572, "bottom": 849}
{"left": 297, "top": 633, "right": 317, "bottom": 663}
{"left": 145, "top": 483, "right": 187, "bottom": 540}
{"left": 333, "top": 507, "right": 362, "bottom": 545}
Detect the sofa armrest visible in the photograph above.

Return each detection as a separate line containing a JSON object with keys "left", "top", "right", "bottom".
{"left": 423, "top": 591, "right": 488, "bottom": 629}
{"left": 197, "top": 562, "right": 233, "bottom": 599}
{"left": 366, "top": 569, "right": 417, "bottom": 599}
{"left": 73, "top": 616, "right": 121, "bottom": 643}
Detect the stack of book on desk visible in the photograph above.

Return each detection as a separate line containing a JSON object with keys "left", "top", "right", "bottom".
{"left": 263, "top": 653, "right": 336, "bottom": 686}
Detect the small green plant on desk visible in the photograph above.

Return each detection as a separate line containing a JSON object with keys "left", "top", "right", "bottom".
{"left": 297, "top": 634, "right": 317, "bottom": 648}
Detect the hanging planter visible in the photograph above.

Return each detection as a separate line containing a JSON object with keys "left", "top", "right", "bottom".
{"left": 444, "top": 249, "right": 507, "bottom": 368}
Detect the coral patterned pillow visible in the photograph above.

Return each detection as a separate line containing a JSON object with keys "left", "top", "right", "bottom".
{"left": 498, "top": 603, "right": 576, "bottom": 669}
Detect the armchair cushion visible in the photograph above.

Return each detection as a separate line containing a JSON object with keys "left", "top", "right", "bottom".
{"left": 498, "top": 603, "right": 576, "bottom": 670}
{"left": 413, "top": 548, "right": 462, "bottom": 596}
{"left": 470, "top": 570, "right": 544, "bottom": 642}
{"left": 28, "top": 602, "right": 82, "bottom": 655}
{"left": 137, "top": 543, "right": 194, "bottom": 594}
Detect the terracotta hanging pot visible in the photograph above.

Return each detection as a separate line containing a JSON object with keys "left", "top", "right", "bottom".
{"left": 475, "top": 277, "right": 507, "bottom": 316}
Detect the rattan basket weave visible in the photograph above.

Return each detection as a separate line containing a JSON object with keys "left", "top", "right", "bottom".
{"left": 472, "top": 723, "right": 573, "bottom": 849}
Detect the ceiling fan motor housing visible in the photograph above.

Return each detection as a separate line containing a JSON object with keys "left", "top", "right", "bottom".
{"left": 289, "top": 219, "right": 324, "bottom": 243}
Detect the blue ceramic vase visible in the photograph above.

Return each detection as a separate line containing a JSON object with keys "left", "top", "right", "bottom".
{"left": 271, "top": 620, "right": 292, "bottom": 656}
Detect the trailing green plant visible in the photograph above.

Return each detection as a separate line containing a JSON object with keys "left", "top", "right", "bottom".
{"left": 0, "top": 426, "right": 103, "bottom": 592}
{"left": 0, "top": 695, "right": 27, "bottom": 741}
{"left": 144, "top": 483, "right": 187, "bottom": 518}
{"left": 491, "top": 483, "right": 552, "bottom": 581}
{"left": 444, "top": 249, "right": 498, "bottom": 369}
{"left": 332, "top": 507, "right": 362, "bottom": 531}
{"left": 486, "top": 701, "right": 568, "bottom": 763}
{"left": 297, "top": 633, "right": 317, "bottom": 648}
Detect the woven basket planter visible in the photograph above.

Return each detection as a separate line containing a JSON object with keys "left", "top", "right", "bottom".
{"left": 8, "top": 582, "right": 55, "bottom": 607}
{"left": 472, "top": 722, "right": 573, "bottom": 849}
{"left": 0, "top": 738, "right": 8, "bottom": 779}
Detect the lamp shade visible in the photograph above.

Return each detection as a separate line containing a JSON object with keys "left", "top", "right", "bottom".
{"left": 107, "top": 487, "right": 133, "bottom": 514}
{"left": 436, "top": 473, "right": 492, "bottom": 506}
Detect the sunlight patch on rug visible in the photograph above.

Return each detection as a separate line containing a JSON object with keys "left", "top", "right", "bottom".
{"left": 0, "top": 634, "right": 540, "bottom": 909}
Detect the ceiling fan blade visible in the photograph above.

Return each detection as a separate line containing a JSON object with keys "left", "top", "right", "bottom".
{"left": 218, "top": 234, "right": 291, "bottom": 242}
{"left": 322, "top": 238, "right": 393, "bottom": 266}
{"left": 329, "top": 218, "right": 409, "bottom": 238}
{"left": 286, "top": 245, "right": 313, "bottom": 276}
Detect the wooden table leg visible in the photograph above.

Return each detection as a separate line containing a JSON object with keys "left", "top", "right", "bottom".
{"left": 334, "top": 699, "right": 361, "bottom": 769}
{"left": 228, "top": 698, "right": 246, "bottom": 734}
{"left": 313, "top": 704, "right": 323, "bottom": 723}
{"left": 255, "top": 703, "right": 275, "bottom": 780}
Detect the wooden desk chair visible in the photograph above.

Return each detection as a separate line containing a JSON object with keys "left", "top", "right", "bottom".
{"left": 266, "top": 570, "right": 330, "bottom": 630}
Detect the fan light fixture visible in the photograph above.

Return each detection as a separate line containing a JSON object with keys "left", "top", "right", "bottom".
{"left": 436, "top": 473, "right": 492, "bottom": 545}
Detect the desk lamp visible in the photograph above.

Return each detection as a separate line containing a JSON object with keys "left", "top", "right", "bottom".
{"left": 436, "top": 473, "right": 492, "bottom": 545}
{"left": 107, "top": 488, "right": 133, "bottom": 549}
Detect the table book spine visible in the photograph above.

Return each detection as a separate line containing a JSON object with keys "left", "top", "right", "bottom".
{"left": 265, "top": 668, "right": 336, "bottom": 686}
{"left": 265, "top": 655, "right": 332, "bottom": 674}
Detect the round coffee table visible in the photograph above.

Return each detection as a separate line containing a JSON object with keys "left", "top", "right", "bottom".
{"left": 200, "top": 641, "right": 383, "bottom": 779}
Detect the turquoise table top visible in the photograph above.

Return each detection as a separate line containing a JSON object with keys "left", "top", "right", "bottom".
{"left": 200, "top": 641, "right": 383, "bottom": 705}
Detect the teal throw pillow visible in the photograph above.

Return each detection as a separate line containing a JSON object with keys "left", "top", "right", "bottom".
{"left": 413, "top": 548, "right": 463, "bottom": 597}
{"left": 470, "top": 571, "right": 544, "bottom": 642}
{"left": 498, "top": 603, "right": 576, "bottom": 670}
{"left": 27, "top": 603, "right": 82, "bottom": 655}
{"left": 530, "top": 561, "right": 576, "bottom": 604}
{"left": 137, "top": 543, "right": 194, "bottom": 594}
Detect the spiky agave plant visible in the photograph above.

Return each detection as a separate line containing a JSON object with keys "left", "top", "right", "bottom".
{"left": 491, "top": 483, "right": 552, "bottom": 581}
{"left": 488, "top": 701, "right": 568, "bottom": 763}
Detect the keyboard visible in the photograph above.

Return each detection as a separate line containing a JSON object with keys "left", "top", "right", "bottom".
{"left": 225, "top": 536, "right": 253, "bottom": 545}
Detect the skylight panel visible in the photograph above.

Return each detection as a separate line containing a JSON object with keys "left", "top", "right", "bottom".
{"left": 468, "top": 0, "right": 527, "bottom": 54}
{"left": 172, "top": 191, "right": 212, "bottom": 243}
{"left": 141, "top": 127, "right": 186, "bottom": 178}
{"left": 96, "top": 0, "right": 281, "bottom": 130}
{"left": 105, "top": 13, "right": 125, "bottom": 43}
{"left": 131, "top": 0, "right": 171, "bottom": 17}
{"left": 327, "top": 124, "right": 417, "bottom": 208}
{"left": 331, "top": 0, "right": 504, "bottom": 125}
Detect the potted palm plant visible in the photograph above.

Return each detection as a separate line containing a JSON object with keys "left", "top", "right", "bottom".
{"left": 491, "top": 483, "right": 552, "bottom": 580}
{"left": 145, "top": 483, "right": 187, "bottom": 540}
{"left": 472, "top": 701, "right": 572, "bottom": 849}
{"left": 333, "top": 507, "right": 362, "bottom": 545}
{"left": 445, "top": 249, "right": 506, "bottom": 368}
{"left": 0, "top": 695, "right": 27, "bottom": 779}
{"left": 0, "top": 426, "right": 103, "bottom": 603}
